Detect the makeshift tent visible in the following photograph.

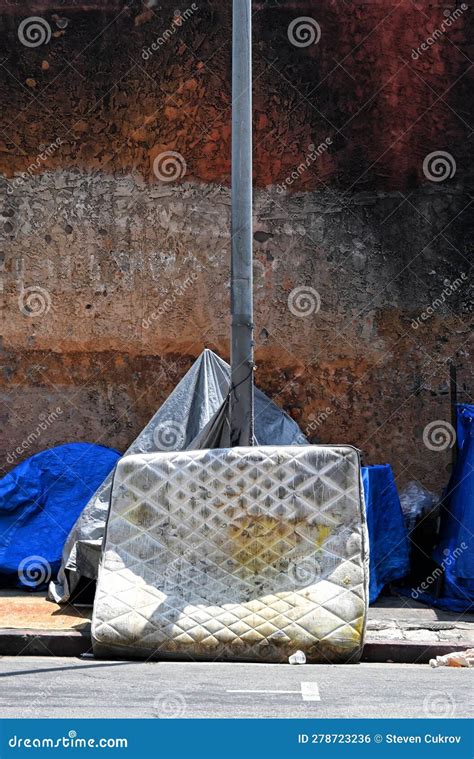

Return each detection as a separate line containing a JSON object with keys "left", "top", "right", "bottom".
{"left": 431, "top": 404, "right": 474, "bottom": 611}
{"left": 0, "top": 443, "right": 120, "bottom": 589}
{"left": 49, "top": 349, "right": 305, "bottom": 603}
{"left": 49, "top": 350, "right": 410, "bottom": 608}
{"left": 363, "top": 464, "right": 410, "bottom": 602}
{"left": 397, "top": 404, "right": 474, "bottom": 612}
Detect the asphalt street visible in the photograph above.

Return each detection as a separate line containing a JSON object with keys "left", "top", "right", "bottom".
{"left": 0, "top": 657, "right": 472, "bottom": 719}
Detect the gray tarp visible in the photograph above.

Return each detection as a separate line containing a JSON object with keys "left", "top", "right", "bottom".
{"left": 49, "top": 349, "right": 306, "bottom": 603}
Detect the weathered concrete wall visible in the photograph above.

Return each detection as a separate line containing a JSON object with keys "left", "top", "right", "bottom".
{"left": 1, "top": 1, "right": 472, "bottom": 494}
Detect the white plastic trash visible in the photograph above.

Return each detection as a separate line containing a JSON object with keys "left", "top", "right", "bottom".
{"left": 289, "top": 650, "right": 306, "bottom": 665}
{"left": 429, "top": 649, "right": 474, "bottom": 668}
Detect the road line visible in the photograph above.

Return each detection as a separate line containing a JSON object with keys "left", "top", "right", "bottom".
{"left": 227, "top": 682, "right": 321, "bottom": 701}
{"left": 227, "top": 689, "right": 300, "bottom": 695}
{"left": 301, "top": 681, "right": 321, "bottom": 701}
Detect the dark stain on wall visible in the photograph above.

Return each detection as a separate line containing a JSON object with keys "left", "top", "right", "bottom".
{"left": 0, "top": 0, "right": 471, "bottom": 190}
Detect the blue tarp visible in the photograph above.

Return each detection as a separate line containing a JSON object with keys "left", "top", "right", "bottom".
{"left": 430, "top": 404, "right": 474, "bottom": 611}
{"left": 362, "top": 464, "right": 410, "bottom": 603}
{"left": 0, "top": 436, "right": 410, "bottom": 601}
{"left": 0, "top": 443, "right": 120, "bottom": 589}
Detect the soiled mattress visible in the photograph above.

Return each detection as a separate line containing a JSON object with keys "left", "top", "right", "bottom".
{"left": 92, "top": 446, "right": 369, "bottom": 663}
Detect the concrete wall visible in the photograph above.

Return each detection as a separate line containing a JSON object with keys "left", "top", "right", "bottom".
{"left": 1, "top": 0, "right": 472, "bottom": 493}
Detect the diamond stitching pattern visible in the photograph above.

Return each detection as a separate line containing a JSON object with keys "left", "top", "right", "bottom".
{"left": 92, "top": 446, "right": 368, "bottom": 662}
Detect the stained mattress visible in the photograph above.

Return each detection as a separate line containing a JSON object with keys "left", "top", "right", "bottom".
{"left": 92, "top": 446, "right": 369, "bottom": 663}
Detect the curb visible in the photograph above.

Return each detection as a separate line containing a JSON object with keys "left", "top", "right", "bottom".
{"left": 0, "top": 629, "right": 91, "bottom": 657}
{"left": 362, "top": 640, "right": 471, "bottom": 663}
{"left": 0, "top": 629, "right": 471, "bottom": 662}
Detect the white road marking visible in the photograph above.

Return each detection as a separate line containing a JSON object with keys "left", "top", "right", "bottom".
{"left": 227, "top": 682, "right": 321, "bottom": 701}
{"left": 227, "top": 689, "right": 300, "bottom": 695}
{"left": 301, "top": 681, "right": 321, "bottom": 701}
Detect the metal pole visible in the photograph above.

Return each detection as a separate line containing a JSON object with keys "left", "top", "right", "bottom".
{"left": 230, "top": 0, "right": 254, "bottom": 447}
{"left": 449, "top": 360, "right": 458, "bottom": 469}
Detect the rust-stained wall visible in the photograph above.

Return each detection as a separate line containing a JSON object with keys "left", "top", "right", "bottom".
{"left": 1, "top": 0, "right": 473, "bottom": 493}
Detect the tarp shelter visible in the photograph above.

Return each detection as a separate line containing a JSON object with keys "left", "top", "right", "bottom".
{"left": 49, "top": 350, "right": 410, "bottom": 606}
{"left": 397, "top": 404, "right": 474, "bottom": 612}
{"left": 431, "top": 403, "right": 474, "bottom": 611}
{"left": 0, "top": 443, "right": 120, "bottom": 589}
{"left": 49, "top": 350, "right": 305, "bottom": 603}
{"left": 363, "top": 465, "right": 410, "bottom": 602}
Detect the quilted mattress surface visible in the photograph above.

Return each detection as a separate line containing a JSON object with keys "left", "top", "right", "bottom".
{"left": 92, "top": 446, "right": 369, "bottom": 662}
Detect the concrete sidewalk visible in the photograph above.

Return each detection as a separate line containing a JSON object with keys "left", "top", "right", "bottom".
{"left": 363, "top": 594, "right": 474, "bottom": 663}
{"left": 1, "top": 590, "right": 473, "bottom": 662}
{"left": 0, "top": 590, "right": 91, "bottom": 631}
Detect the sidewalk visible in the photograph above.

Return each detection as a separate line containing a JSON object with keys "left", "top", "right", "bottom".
{"left": 363, "top": 593, "right": 474, "bottom": 662}
{"left": 0, "top": 589, "right": 91, "bottom": 657}
{"left": 1, "top": 589, "right": 472, "bottom": 662}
